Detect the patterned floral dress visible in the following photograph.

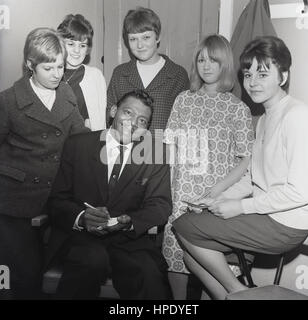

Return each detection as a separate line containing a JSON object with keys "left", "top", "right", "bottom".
{"left": 162, "top": 89, "right": 254, "bottom": 273}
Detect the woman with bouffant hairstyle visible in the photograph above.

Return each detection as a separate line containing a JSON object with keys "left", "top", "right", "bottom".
{"left": 57, "top": 14, "right": 107, "bottom": 131}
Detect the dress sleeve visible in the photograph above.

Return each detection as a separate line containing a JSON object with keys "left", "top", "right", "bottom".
{"left": 233, "top": 101, "right": 255, "bottom": 158}
{"left": 163, "top": 92, "right": 184, "bottom": 145}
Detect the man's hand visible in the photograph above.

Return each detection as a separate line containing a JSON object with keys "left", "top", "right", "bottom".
{"left": 81, "top": 206, "right": 110, "bottom": 234}
{"left": 208, "top": 199, "right": 243, "bottom": 219}
{"left": 103, "top": 214, "right": 132, "bottom": 233}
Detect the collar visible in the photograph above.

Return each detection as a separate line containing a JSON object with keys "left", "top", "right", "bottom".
{"left": 13, "top": 76, "right": 76, "bottom": 110}
{"left": 122, "top": 54, "right": 177, "bottom": 79}
{"left": 136, "top": 56, "right": 165, "bottom": 68}
{"left": 106, "top": 129, "right": 133, "bottom": 152}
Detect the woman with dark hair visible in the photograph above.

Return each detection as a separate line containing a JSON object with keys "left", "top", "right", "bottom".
{"left": 173, "top": 36, "right": 308, "bottom": 299}
{"left": 57, "top": 14, "right": 107, "bottom": 131}
{"left": 106, "top": 7, "right": 189, "bottom": 134}
{"left": 163, "top": 34, "right": 254, "bottom": 299}
{"left": 0, "top": 27, "right": 87, "bottom": 299}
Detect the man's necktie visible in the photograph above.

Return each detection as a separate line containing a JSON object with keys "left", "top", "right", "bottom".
{"left": 108, "top": 145, "right": 126, "bottom": 196}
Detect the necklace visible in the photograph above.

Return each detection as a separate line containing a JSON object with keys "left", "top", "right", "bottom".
{"left": 64, "top": 67, "right": 79, "bottom": 84}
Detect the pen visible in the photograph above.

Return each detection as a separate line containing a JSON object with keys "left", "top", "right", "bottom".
{"left": 83, "top": 202, "right": 103, "bottom": 230}
{"left": 84, "top": 202, "right": 97, "bottom": 210}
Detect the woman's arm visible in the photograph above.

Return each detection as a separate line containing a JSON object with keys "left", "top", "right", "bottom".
{"left": 209, "top": 156, "right": 250, "bottom": 198}
{"left": 242, "top": 104, "right": 308, "bottom": 214}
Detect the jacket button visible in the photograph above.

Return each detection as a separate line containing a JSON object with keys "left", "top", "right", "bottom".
{"left": 54, "top": 155, "right": 60, "bottom": 162}
{"left": 33, "top": 177, "right": 40, "bottom": 183}
{"left": 47, "top": 181, "right": 52, "bottom": 187}
{"left": 55, "top": 130, "right": 62, "bottom": 137}
{"left": 41, "top": 133, "right": 48, "bottom": 139}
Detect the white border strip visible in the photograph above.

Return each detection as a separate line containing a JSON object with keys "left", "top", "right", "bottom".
{"left": 219, "top": 0, "right": 234, "bottom": 41}
{"left": 270, "top": 3, "right": 308, "bottom": 19}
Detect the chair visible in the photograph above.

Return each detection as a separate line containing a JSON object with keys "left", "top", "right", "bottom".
{"left": 234, "top": 248, "right": 289, "bottom": 288}
{"left": 225, "top": 248, "right": 308, "bottom": 300}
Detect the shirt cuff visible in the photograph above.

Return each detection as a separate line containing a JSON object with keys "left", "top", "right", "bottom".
{"left": 241, "top": 198, "right": 256, "bottom": 214}
{"left": 73, "top": 210, "right": 85, "bottom": 231}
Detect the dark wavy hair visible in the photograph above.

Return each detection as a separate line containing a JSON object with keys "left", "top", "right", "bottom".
{"left": 57, "top": 14, "right": 94, "bottom": 49}
{"left": 117, "top": 89, "right": 154, "bottom": 113}
{"left": 240, "top": 36, "right": 292, "bottom": 92}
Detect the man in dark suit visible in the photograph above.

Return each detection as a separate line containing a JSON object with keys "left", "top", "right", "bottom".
{"left": 47, "top": 89, "right": 172, "bottom": 299}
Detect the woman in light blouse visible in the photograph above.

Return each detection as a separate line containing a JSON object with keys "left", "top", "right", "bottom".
{"left": 173, "top": 36, "right": 308, "bottom": 299}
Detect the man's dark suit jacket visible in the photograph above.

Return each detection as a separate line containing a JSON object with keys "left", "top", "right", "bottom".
{"left": 47, "top": 129, "right": 172, "bottom": 268}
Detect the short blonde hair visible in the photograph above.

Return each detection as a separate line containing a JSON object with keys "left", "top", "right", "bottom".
{"left": 24, "top": 27, "right": 67, "bottom": 71}
{"left": 190, "top": 34, "right": 235, "bottom": 92}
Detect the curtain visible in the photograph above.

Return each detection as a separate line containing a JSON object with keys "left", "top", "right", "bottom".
{"left": 231, "top": 0, "right": 276, "bottom": 117}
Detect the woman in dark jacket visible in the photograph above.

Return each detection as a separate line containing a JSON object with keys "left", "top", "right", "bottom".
{"left": 0, "top": 27, "right": 87, "bottom": 299}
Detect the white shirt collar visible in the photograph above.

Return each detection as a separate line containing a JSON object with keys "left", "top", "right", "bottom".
{"left": 29, "top": 78, "right": 56, "bottom": 111}
{"left": 106, "top": 129, "right": 133, "bottom": 150}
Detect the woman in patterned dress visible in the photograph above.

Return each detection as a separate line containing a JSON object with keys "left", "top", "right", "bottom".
{"left": 162, "top": 34, "right": 254, "bottom": 299}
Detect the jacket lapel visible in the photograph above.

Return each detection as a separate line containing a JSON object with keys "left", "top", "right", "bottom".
{"left": 123, "top": 60, "right": 145, "bottom": 89}
{"left": 14, "top": 78, "right": 77, "bottom": 131}
{"left": 145, "top": 55, "right": 175, "bottom": 91}
{"left": 123, "top": 55, "right": 176, "bottom": 92}
{"left": 91, "top": 131, "right": 109, "bottom": 203}
{"left": 50, "top": 82, "right": 78, "bottom": 125}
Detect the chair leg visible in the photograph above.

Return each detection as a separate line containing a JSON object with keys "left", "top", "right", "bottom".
{"left": 234, "top": 249, "right": 256, "bottom": 288}
{"left": 273, "top": 254, "right": 285, "bottom": 285}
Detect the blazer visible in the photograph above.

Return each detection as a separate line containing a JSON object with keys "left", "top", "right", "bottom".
{"left": 46, "top": 130, "right": 172, "bottom": 265}
{"left": 80, "top": 65, "right": 107, "bottom": 131}
{"left": 0, "top": 76, "right": 88, "bottom": 218}
{"left": 107, "top": 55, "right": 190, "bottom": 131}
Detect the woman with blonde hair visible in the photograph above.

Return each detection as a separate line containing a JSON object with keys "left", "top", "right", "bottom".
{"left": 163, "top": 34, "right": 254, "bottom": 299}
{"left": 0, "top": 27, "right": 87, "bottom": 299}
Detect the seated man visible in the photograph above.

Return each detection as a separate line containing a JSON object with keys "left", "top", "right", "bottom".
{"left": 46, "top": 89, "right": 172, "bottom": 299}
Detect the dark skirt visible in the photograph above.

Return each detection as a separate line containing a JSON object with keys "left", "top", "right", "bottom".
{"left": 173, "top": 210, "right": 308, "bottom": 258}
